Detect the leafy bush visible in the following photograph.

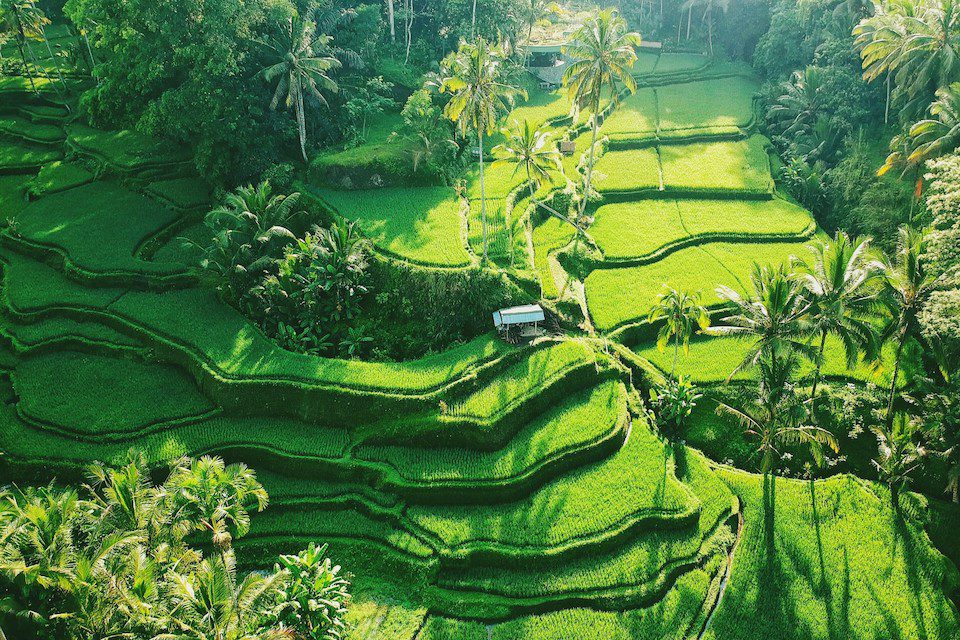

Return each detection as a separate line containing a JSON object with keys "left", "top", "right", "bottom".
{"left": 649, "top": 376, "right": 703, "bottom": 437}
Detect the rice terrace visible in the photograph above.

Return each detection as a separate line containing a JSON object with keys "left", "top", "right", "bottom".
{"left": 0, "top": 1, "right": 959, "bottom": 639}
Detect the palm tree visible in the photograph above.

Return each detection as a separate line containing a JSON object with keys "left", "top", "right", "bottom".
{"left": 165, "top": 456, "right": 269, "bottom": 554}
{"left": 161, "top": 551, "right": 284, "bottom": 640}
{"left": 1, "top": 0, "right": 46, "bottom": 93}
{"left": 704, "top": 263, "right": 816, "bottom": 379}
{"left": 793, "top": 232, "right": 883, "bottom": 417}
{"left": 871, "top": 413, "right": 925, "bottom": 506}
{"left": 198, "top": 181, "right": 302, "bottom": 300}
{"left": 493, "top": 119, "right": 560, "bottom": 205}
{"left": 880, "top": 226, "right": 939, "bottom": 431}
{"left": 648, "top": 286, "right": 711, "bottom": 377}
{"left": 769, "top": 66, "right": 824, "bottom": 139}
{"left": 854, "top": 0, "right": 960, "bottom": 119}
{"left": 259, "top": 16, "right": 341, "bottom": 162}
{"left": 440, "top": 37, "right": 525, "bottom": 261}
{"left": 907, "top": 82, "right": 960, "bottom": 165}
{"left": 717, "top": 349, "right": 839, "bottom": 474}
{"left": 562, "top": 9, "right": 641, "bottom": 221}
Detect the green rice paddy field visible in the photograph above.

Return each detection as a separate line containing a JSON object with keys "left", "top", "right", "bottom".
{"left": 1, "top": 49, "right": 957, "bottom": 640}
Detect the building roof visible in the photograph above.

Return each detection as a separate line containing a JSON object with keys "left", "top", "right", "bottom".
{"left": 493, "top": 304, "right": 546, "bottom": 327}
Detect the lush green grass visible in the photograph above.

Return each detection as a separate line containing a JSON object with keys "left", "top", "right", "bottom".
{"left": 653, "top": 53, "right": 711, "bottom": 76}
{"left": 704, "top": 471, "right": 960, "bottom": 640}
{"left": 600, "top": 88, "right": 658, "bottom": 139}
{"left": 585, "top": 239, "right": 812, "bottom": 331}
{"left": 590, "top": 200, "right": 688, "bottom": 260}
{"left": 0, "top": 140, "right": 60, "bottom": 170}
{"left": 67, "top": 124, "right": 190, "bottom": 171}
{"left": 656, "top": 77, "right": 758, "bottom": 132}
{"left": 659, "top": 136, "right": 773, "bottom": 194}
{"left": 0, "top": 174, "right": 31, "bottom": 219}
{"left": 0, "top": 115, "right": 64, "bottom": 144}
{"left": 406, "top": 415, "right": 696, "bottom": 554}
{"left": 354, "top": 381, "right": 626, "bottom": 486}
{"left": 10, "top": 181, "right": 186, "bottom": 278}
{"left": 531, "top": 215, "right": 576, "bottom": 299}
{"left": 28, "top": 160, "right": 94, "bottom": 195}
{"left": 143, "top": 177, "right": 211, "bottom": 211}
{"left": 635, "top": 334, "right": 885, "bottom": 384}
{"left": 593, "top": 147, "right": 662, "bottom": 193}
{"left": 311, "top": 111, "right": 409, "bottom": 182}
{"left": 677, "top": 197, "right": 814, "bottom": 238}
{"left": 317, "top": 186, "right": 472, "bottom": 267}
{"left": 13, "top": 350, "right": 215, "bottom": 437}
{"left": 633, "top": 50, "right": 661, "bottom": 76}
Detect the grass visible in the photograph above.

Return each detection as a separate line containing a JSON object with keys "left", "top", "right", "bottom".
{"left": 13, "top": 350, "right": 215, "bottom": 438}
{"left": 406, "top": 416, "right": 696, "bottom": 554}
{"left": 354, "top": 381, "right": 626, "bottom": 486}
{"left": 704, "top": 470, "right": 960, "bottom": 640}
{"left": 653, "top": 53, "right": 711, "bottom": 76}
{"left": 656, "top": 77, "right": 758, "bottom": 132}
{"left": 600, "top": 88, "right": 658, "bottom": 139}
{"left": 143, "top": 177, "right": 211, "bottom": 211}
{"left": 28, "top": 161, "right": 94, "bottom": 195}
{"left": 590, "top": 200, "right": 688, "bottom": 260}
{"left": 67, "top": 124, "right": 190, "bottom": 171}
{"left": 10, "top": 181, "right": 186, "bottom": 278}
{"left": 317, "top": 186, "right": 472, "bottom": 267}
{"left": 0, "top": 174, "right": 31, "bottom": 219}
{"left": 531, "top": 215, "right": 576, "bottom": 299}
{"left": 593, "top": 147, "right": 662, "bottom": 193}
{"left": 677, "top": 197, "right": 814, "bottom": 238}
{"left": 585, "top": 239, "right": 812, "bottom": 331}
{"left": 0, "top": 140, "right": 60, "bottom": 170}
{"left": 0, "top": 115, "right": 64, "bottom": 144}
{"left": 311, "top": 111, "right": 408, "bottom": 178}
{"left": 659, "top": 136, "right": 773, "bottom": 194}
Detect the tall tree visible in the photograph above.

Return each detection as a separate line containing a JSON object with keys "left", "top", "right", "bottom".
{"left": 793, "top": 232, "right": 883, "bottom": 418}
{"left": 854, "top": 0, "right": 960, "bottom": 119}
{"left": 704, "top": 263, "right": 816, "bottom": 379}
{"left": 260, "top": 15, "right": 342, "bottom": 162}
{"left": 648, "top": 286, "right": 711, "bottom": 378}
{"left": 165, "top": 456, "right": 269, "bottom": 554}
{"left": 880, "top": 226, "right": 939, "bottom": 431}
{"left": 907, "top": 82, "right": 960, "bottom": 166}
{"left": 562, "top": 9, "right": 640, "bottom": 222}
{"left": 440, "top": 37, "right": 525, "bottom": 261}
{"left": 493, "top": 118, "right": 560, "bottom": 206}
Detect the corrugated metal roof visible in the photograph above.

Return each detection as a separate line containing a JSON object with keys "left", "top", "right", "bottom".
{"left": 493, "top": 304, "right": 545, "bottom": 327}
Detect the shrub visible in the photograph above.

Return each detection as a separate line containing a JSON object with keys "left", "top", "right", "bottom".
{"left": 649, "top": 376, "right": 703, "bottom": 438}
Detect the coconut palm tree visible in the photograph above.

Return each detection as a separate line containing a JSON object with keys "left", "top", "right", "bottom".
{"left": 769, "top": 66, "right": 824, "bottom": 139}
{"left": 161, "top": 551, "right": 285, "bottom": 640}
{"left": 880, "top": 226, "right": 939, "bottom": 431}
{"left": 440, "top": 37, "right": 525, "bottom": 261}
{"left": 259, "top": 16, "right": 341, "bottom": 162}
{"left": 648, "top": 286, "right": 711, "bottom": 378}
{"left": 165, "top": 456, "right": 269, "bottom": 554}
{"left": 717, "top": 349, "right": 839, "bottom": 474}
{"left": 493, "top": 118, "right": 560, "bottom": 204}
{"left": 792, "top": 232, "right": 884, "bottom": 417}
{"left": 854, "top": 0, "right": 960, "bottom": 119}
{"left": 704, "top": 263, "right": 816, "bottom": 379}
{"left": 198, "top": 182, "right": 302, "bottom": 301}
{"left": 871, "top": 412, "right": 926, "bottom": 506}
{"left": 1, "top": 0, "right": 46, "bottom": 93}
{"left": 562, "top": 9, "right": 641, "bottom": 221}
{"left": 907, "top": 82, "right": 960, "bottom": 165}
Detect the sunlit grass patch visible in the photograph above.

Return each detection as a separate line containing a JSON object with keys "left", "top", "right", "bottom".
{"left": 318, "top": 186, "right": 471, "bottom": 267}
{"left": 656, "top": 77, "right": 758, "bottom": 132}
{"left": 591, "top": 200, "right": 688, "bottom": 260}
{"left": 593, "top": 147, "right": 662, "bottom": 193}
{"left": 659, "top": 136, "right": 773, "bottom": 194}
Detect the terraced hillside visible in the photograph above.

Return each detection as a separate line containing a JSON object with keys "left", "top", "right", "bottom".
{"left": 1, "top": 49, "right": 958, "bottom": 640}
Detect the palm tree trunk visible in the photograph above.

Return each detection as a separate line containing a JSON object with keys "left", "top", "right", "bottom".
{"left": 40, "top": 24, "right": 70, "bottom": 98}
{"left": 472, "top": 0, "right": 478, "bottom": 38}
{"left": 809, "top": 330, "right": 827, "bottom": 421}
{"left": 478, "top": 129, "right": 488, "bottom": 261}
{"left": 11, "top": 11, "right": 38, "bottom": 94}
{"left": 686, "top": 7, "right": 692, "bottom": 40}
{"left": 885, "top": 329, "right": 907, "bottom": 431}
{"left": 884, "top": 73, "right": 891, "bottom": 125}
{"left": 579, "top": 93, "right": 601, "bottom": 221}
{"left": 388, "top": 0, "right": 396, "bottom": 42}
{"left": 405, "top": 0, "right": 414, "bottom": 64}
{"left": 672, "top": 339, "right": 679, "bottom": 377}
